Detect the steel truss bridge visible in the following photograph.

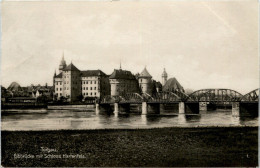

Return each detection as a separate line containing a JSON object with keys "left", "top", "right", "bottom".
{"left": 99, "top": 88, "right": 259, "bottom": 104}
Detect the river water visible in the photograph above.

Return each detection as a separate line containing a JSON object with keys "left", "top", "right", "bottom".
{"left": 1, "top": 108, "right": 258, "bottom": 131}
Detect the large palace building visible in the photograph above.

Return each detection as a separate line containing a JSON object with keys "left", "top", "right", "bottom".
{"left": 53, "top": 55, "right": 184, "bottom": 102}
{"left": 53, "top": 56, "right": 110, "bottom": 102}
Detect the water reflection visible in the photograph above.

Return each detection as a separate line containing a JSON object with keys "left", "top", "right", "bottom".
{"left": 231, "top": 116, "right": 240, "bottom": 126}
{"left": 1, "top": 108, "right": 258, "bottom": 131}
{"left": 178, "top": 114, "right": 186, "bottom": 124}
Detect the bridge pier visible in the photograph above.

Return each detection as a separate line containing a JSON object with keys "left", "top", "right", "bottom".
{"left": 95, "top": 103, "right": 100, "bottom": 115}
{"left": 232, "top": 102, "right": 240, "bottom": 116}
{"left": 142, "top": 102, "right": 147, "bottom": 115}
{"left": 179, "top": 102, "right": 185, "bottom": 114}
{"left": 199, "top": 102, "right": 207, "bottom": 111}
{"left": 114, "top": 103, "right": 119, "bottom": 116}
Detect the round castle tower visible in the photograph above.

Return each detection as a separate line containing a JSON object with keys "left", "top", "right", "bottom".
{"left": 138, "top": 67, "right": 152, "bottom": 95}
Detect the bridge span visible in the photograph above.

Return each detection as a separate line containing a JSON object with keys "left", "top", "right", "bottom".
{"left": 95, "top": 88, "right": 259, "bottom": 117}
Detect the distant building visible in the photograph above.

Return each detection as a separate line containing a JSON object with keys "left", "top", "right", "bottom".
{"left": 109, "top": 67, "right": 140, "bottom": 96}
{"left": 53, "top": 56, "right": 110, "bottom": 102}
{"left": 162, "top": 68, "right": 168, "bottom": 86}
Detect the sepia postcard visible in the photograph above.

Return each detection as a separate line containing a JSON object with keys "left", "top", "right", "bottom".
{"left": 1, "top": 0, "right": 259, "bottom": 167}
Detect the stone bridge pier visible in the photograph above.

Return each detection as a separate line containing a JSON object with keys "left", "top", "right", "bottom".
{"left": 232, "top": 102, "right": 258, "bottom": 117}
{"left": 142, "top": 102, "right": 199, "bottom": 115}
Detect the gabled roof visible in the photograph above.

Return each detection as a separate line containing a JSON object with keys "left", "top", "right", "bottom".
{"left": 81, "top": 70, "right": 107, "bottom": 77}
{"left": 109, "top": 69, "right": 136, "bottom": 80}
{"left": 154, "top": 81, "right": 162, "bottom": 88}
{"left": 63, "top": 63, "right": 80, "bottom": 71}
{"left": 55, "top": 72, "right": 62, "bottom": 78}
{"left": 163, "top": 77, "right": 184, "bottom": 92}
{"left": 139, "top": 67, "right": 152, "bottom": 78}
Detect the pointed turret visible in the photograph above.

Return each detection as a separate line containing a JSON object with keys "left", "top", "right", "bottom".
{"left": 139, "top": 67, "right": 152, "bottom": 78}
{"left": 162, "top": 68, "right": 168, "bottom": 86}
{"left": 59, "top": 52, "right": 67, "bottom": 73}
{"left": 138, "top": 66, "right": 152, "bottom": 94}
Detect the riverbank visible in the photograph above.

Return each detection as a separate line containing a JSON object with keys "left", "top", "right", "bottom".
{"left": 1, "top": 127, "right": 258, "bottom": 167}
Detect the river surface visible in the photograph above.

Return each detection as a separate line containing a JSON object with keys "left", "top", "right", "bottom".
{"left": 1, "top": 108, "right": 258, "bottom": 131}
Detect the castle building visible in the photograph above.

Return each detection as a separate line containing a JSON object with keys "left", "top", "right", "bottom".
{"left": 162, "top": 68, "right": 168, "bottom": 86}
{"left": 138, "top": 67, "right": 153, "bottom": 95}
{"left": 109, "top": 67, "right": 140, "bottom": 96}
{"left": 163, "top": 77, "right": 185, "bottom": 93}
{"left": 53, "top": 56, "right": 110, "bottom": 102}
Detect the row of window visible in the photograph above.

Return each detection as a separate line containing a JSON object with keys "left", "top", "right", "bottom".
{"left": 83, "top": 87, "right": 96, "bottom": 90}
{"left": 56, "top": 87, "right": 97, "bottom": 91}
{"left": 57, "top": 92, "right": 97, "bottom": 97}
{"left": 82, "top": 81, "right": 97, "bottom": 84}
{"left": 83, "top": 92, "right": 96, "bottom": 96}
{"left": 56, "top": 81, "right": 98, "bottom": 85}
{"left": 56, "top": 82, "right": 62, "bottom": 85}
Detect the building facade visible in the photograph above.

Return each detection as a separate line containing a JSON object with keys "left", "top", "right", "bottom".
{"left": 53, "top": 57, "right": 110, "bottom": 102}
{"left": 109, "top": 68, "right": 140, "bottom": 96}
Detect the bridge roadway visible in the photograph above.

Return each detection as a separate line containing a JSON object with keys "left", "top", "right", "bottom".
{"left": 95, "top": 89, "right": 259, "bottom": 117}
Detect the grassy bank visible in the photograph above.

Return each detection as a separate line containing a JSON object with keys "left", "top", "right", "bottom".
{"left": 1, "top": 127, "right": 258, "bottom": 167}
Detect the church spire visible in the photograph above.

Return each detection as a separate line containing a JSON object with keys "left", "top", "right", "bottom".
{"left": 162, "top": 67, "right": 168, "bottom": 86}
{"left": 59, "top": 52, "right": 67, "bottom": 73}
{"left": 120, "top": 60, "right": 122, "bottom": 70}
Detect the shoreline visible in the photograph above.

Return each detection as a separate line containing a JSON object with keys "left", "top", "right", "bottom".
{"left": 2, "top": 126, "right": 258, "bottom": 167}
{"left": 1, "top": 125, "right": 259, "bottom": 132}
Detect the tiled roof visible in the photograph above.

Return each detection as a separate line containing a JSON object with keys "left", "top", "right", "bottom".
{"left": 63, "top": 63, "right": 80, "bottom": 71}
{"left": 163, "top": 77, "right": 184, "bottom": 92}
{"left": 81, "top": 70, "right": 107, "bottom": 77}
{"left": 155, "top": 81, "right": 162, "bottom": 88}
{"left": 139, "top": 67, "right": 152, "bottom": 78}
{"left": 109, "top": 69, "right": 136, "bottom": 80}
{"left": 55, "top": 72, "right": 62, "bottom": 78}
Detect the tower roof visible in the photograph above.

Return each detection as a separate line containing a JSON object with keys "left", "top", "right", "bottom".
{"left": 162, "top": 68, "right": 167, "bottom": 77}
{"left": 60, "top": 53, "right": 66, "bottom": 66}
{"left": 63, "top": 63, "right": 80, "bottom": 71}
{"left": 81, "top": 70, "right": 107, "bottom": 77}
{"left": 139, "top": 67, "right": 152, "bottom": 78}
{"left": 109, "top": 69, "right": 136, "bottom": 80}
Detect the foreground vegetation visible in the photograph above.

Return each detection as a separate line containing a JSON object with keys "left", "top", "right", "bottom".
{"left": 1, "top": 127, "right": 258, "bottom": 167}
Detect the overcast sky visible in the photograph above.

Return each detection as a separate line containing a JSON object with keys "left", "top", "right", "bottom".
{"left": 1, "top": 1, "right": 258, "bottom": 94}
